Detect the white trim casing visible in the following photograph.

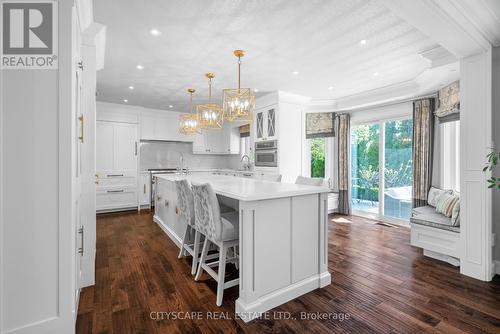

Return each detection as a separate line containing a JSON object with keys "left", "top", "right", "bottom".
{"left": 459, "top": 50, "right": 494, "bottom": 281}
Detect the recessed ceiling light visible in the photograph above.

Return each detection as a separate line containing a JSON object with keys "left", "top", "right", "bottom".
{"left": 328, "top": 86, "right": 334, "bottom": 91}
{"left": 253, "top": 88, "right": 259, "bottom": 93}
{"left": 292, "top": 71, "right": 299, "bottom": 75}
{"left": 149, "top": 28, "right": 161, "bottom": 36}
{"left": 169, "top": 105, "right": 174, "bottom": 108}
{"left": 128, "top": 86, "right": 135, "bottom": 90}
{"left": 123, "top": 99, "right": 128, "bottom": 103}
{"left": 373, "top": 72, "right": 379, "bottom": 76}
{"left": 136, "top": 64, "right": 144, "bottom": 70}
{"left": 360, "top": 39, "right": 367, "bottom": 46}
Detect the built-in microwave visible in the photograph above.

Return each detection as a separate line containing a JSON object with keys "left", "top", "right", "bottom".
{"left": 255, "top": 140, "right": 278, "bottom": 167}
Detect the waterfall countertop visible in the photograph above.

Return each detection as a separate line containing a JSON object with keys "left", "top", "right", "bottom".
{"left": 155, "top": 174, "right": 330, "bottom": 201}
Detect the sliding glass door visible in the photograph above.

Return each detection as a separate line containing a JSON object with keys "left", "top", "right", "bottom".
{"left": 351, "top": 118, "right": 413, "bottom": 221}
{"left": 351, "top": 123, "right": 380, "bottom": 214}
{"left": 383, "top": 120, "right": 413, "bottom": 220}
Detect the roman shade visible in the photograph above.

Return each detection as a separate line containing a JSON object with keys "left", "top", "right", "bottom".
{"left": 435, "top": 81, "right": 460, "bottom": 123}
{"left": 239, "top": 124, "right": 250, "bottom": 137}
{"left": 306, "top": 112, "right": 335, "bottom": 139}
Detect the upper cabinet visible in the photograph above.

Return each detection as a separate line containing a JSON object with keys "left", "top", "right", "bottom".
{"left": 97, "top": 102, "right": 240, "bottom": 155}
{"left": 140, "top": 110, "right": 190, "bottom": 142}
{"left": 192, "top": 123, "right": 240, "bottom": 155}
{"left": 255, "top": 105, "right": 277, "bottom": 142}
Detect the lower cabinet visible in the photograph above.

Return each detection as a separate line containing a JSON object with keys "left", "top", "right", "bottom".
{"left": 96, "top": 187, "right": 137, "bottom": 211}
{"left": 95, "top": 172, "right": 138, "bottom": 211}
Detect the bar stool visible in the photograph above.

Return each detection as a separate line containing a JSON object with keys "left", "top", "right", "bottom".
{"left": 175, "top": 179, "right": 203, "bottom": 275}
{"left": 192, "top": 183, "right": 239, "bottom": 306}
{"left": 295, "top": 175, "right": 324, "bottom": 186}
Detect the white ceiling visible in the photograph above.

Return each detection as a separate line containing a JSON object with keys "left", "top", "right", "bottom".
{"left": 95, "top": 0, "right": 449, "bottom": 111}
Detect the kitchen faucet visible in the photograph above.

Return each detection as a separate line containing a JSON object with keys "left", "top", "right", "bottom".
{"left": 179, "top": 153, "right": 187, "bottom": 174}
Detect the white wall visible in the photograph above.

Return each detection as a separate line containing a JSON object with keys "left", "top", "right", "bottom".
{"left": 492, "top": 46, "right": 500, "bottom": 264}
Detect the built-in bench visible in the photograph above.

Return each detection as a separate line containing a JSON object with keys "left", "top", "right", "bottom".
{"left": 409, "top": 187, "right": 460, "bottom": 266}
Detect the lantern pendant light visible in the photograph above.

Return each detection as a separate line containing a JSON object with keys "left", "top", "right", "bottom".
{"left": 223, "top": 49, "right": 255, "bottom": 122}
{"left": 197, "top": 72, "right": 224, "bottom": 130}
{"left": 179, "top": 88, "right": 201, "bottom": 135}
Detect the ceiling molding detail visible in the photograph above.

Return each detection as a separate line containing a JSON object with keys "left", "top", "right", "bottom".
{"left": 378, "top": 0, "right": 491, "bottom": 57}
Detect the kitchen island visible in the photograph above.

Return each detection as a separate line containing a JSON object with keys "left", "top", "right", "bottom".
{"left": 153, "top": 174, "right": 331, "bottom": 322}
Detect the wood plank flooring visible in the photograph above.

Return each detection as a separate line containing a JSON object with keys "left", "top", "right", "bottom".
{"left": 77, "top": 211, "right": 500, "bottom": 334}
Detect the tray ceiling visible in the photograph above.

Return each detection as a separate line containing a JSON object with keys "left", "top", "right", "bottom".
{"left": 95, "top": 0, "right": 442, "bottom": 111}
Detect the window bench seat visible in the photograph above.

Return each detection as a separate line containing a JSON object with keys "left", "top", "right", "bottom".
{"left": 410, "top": 205, "right": 460, "bottom": 267}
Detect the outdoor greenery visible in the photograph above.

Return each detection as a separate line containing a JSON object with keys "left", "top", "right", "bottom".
{"left": 310, "top": 138, "right": 325, "bottom": 178}
{"left": 351, "top": 120, "right": 413, "bottom": 201}
{"left": 484, "top": 151, "right": 500, "bottom": 189}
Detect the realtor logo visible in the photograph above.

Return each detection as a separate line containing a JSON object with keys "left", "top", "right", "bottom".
{"left": 1, "top": 1, "right": 58, "bottom": 69}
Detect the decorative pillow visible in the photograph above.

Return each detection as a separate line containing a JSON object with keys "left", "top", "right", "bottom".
{"left": 451, "top": 199, "right": 460, "bottom": 226}
{"left": 435, "top": 193, "right": 459, "bottom": 218}
{"left": 427, "top": 187, "right": 451, "bottom": 207}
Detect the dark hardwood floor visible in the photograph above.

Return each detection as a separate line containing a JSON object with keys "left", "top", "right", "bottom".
{"left": 77, "top": 211, "right": 500, "bottom": 334}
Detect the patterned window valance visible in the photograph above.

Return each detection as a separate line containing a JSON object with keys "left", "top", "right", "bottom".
{"left": 306, "top": 112, "right": 335, "bottom": 139}
{"left": 436, "top": 81, "right": 460, "bottom": 123}
{"left": 239, "top": 124, "right": 250, "bottom": 137}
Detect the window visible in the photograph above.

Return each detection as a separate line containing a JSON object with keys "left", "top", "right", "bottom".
{"left": 240, "top": 136, "right": 251, "bottom": 157}
{"left": 440, "top": 120, "right": 460, "bottom": 191}
{"left": 309, "top": 138, "right": 325, "bottom": 178}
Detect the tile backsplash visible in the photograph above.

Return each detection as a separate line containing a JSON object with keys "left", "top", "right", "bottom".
{"left": 140, "top": 141, "right": 234, "bottom": 171}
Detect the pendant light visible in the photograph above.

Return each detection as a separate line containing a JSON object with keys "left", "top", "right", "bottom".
{"left": 179, "top": 88, "right": 201, "bottom": 135}
{"left": 223, "top": 49, "right": 255, "bottom": 122}
{"left": 197, "top": 72, "right": 224, "bottom": 130}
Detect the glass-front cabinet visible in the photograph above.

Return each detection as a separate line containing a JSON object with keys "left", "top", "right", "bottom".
{"left": 255, "top": 105, "right": 277, "bottom": 142}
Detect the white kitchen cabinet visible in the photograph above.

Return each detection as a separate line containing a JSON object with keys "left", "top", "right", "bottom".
{"left": 192, "top": 123, "right": 240, "bottom": 154}
{"left": 140, "top": 110, "right": 190, "bottom": 142}
{"left": 139, "top": 172, "right": 151, "bottom": 207}
{"left": 255, "top": 105, "right": 277, "bottom": 142}
{"left": 96, "top": 121, "right": 138, "bottom": 211}
{"left": 253, "top": 92, "right": 310, "bottom": 183}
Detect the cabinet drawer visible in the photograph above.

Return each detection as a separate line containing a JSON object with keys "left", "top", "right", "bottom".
{"left": 96, "top": 176, "right": 136, "bottom": 188}
{"left": 96, "top": 188, "right": 137, "bottom": 210}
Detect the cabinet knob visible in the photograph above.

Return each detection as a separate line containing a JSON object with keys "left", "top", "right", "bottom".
{"left": 165, "top": 200, "right": 169, "bottom": 207}
{"left": 175, "top": 207, "right": 179, "bottom": 215}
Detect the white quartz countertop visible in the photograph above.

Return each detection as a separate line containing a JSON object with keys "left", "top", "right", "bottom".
{"left": 156, "top": 174, "right": 330, "bottom": 201}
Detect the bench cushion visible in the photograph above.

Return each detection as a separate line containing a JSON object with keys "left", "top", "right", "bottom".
{"left": 410, "top": 206, "right": 460, "bottom": 233}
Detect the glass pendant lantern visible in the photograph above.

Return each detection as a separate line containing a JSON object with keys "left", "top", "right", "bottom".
{"left": 179, "top": 88, "right": 201, "bottom": 135}
{"left": 223, "top": 50, "right": 255, "bottom": 122}
{"left": 197, "top": 72, "right": 224, "bottom": 130}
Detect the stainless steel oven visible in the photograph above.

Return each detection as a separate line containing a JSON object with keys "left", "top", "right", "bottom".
{"left": 255, "top": 140, "right": 278, "bottom": 167}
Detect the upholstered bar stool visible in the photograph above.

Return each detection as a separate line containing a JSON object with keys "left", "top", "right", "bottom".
{"left": 295, "top": 175, "right": 324, "bottom": 186}
{"left": 192, "top": 183, "right": 239, "bottom": 306}
{"left": 175, "top": 179, "right": 204, "bottom": 275}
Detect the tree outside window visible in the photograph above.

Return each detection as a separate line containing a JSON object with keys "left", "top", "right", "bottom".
{"left": 310, "top": 138, "right": 325, "bottom": 178}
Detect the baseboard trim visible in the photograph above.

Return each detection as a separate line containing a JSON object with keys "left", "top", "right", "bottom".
{"left": 235, "top": 272, "right": 331, "bottom": 323}
{"left": 495, "top": 260, "right": 500, "bottom": 276}
{"left": 423, "top": 249, "right": 460, "bottom": 266}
